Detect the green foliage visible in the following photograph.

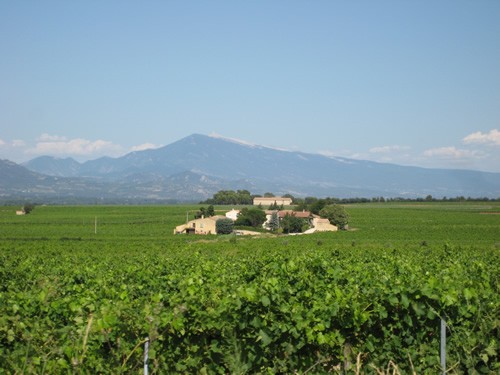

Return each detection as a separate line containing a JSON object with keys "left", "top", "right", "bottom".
{"left": 267, "top": 211, "right": 279, "bottom": 232}
{"left": 267, "top": 201, "right": 284, "bottom": 210}
{"left": 234, "top": 208, "right": 267, "bottom": 228}
{"left": 0, "top": 203, "right": 498, "bottom": 373}
{"left": 22, "top": 203, "right": 35, "bottom": 214}
{"left": 280, "top": 213, "right": 307, "bottom": 233}
{"left": 203, "top": 190, "right": 253, "bottom": 205}
{"left": 195, "top": 204, "right": 215, "bottom": 219}
{"left": 268, "top": 201, "right": 278, "bottom": 210}
{"left": 320, "top": 204, "right": 349, "bottom": 230}
{"left": 216, "top": 218, "right": 234, "bottom": 234}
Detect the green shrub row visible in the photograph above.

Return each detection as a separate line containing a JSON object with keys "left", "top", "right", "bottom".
{"left": 0, "top": 241, "right": 498, "bottom": 373}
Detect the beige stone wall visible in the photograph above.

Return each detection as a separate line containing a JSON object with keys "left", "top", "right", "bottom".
{"left": 312, "top": 218, "right": 338, "bottom": 232}
{"left": 175, "top": 216, "right": 228, "bottom": 235}
{"left": 192, "top": 217, "right": 217, "bottom": 234}
{"left": 253, "top": 197, "right": 293, "bottom": 206}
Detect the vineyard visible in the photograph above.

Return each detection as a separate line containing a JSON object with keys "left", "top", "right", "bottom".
{"left": 0, "top": 203, "right": 499, "bottom": 373}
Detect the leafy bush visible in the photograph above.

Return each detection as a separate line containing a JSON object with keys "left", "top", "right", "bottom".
{"left": 22, "top": 203, "right": 35, "bottom": 214}
{"left": 0, "top": 241, "right": 497, "bottom": 373}
{"left": 216, "top": 218, "right": 234, "bottom": 234}
{"left": 234, "top": 208, "right": 266, "bottom": 227}
{"left": 319, "top": 204, "right": 349, "bottom": 229}
{"left": 281, "top": 213, "right": 307, "bottom": 233}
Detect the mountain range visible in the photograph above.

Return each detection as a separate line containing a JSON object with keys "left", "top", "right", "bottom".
{"left": 1, "top": 134, "right": 499, "bottom": 202}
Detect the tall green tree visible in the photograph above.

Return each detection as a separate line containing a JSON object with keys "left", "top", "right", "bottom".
{"left": 267, "top": 211, "right": 280, "bottom": 232}
{"left": 195, "top": 205, "right": 216, "bottom": 219}
{"left": 268, "top": 201, "right": 278, "bottom": 210}
{"left": 281, "top": 213, "right": 306, "bottom": 234}
{"left": 319, "top": 204, "right": 349, "bottom": 230}
{"left": 216, "top": 218, "right": 234, "bottom": 234}
{"left": 235, "top": 208, "right": 267, "bottom": 228}
{"left": 22, "top": 203, "right": 35, "bottom": 214}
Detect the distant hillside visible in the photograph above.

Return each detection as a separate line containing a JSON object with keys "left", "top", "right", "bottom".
{"left": 1, "top": 158, "right": 249, "bottom": 203}
{"left": 1, "top": 159, "right": 53, "bottom": 189}
{"left": 23, "top": 156, "right": 81, "bottom": 177}
{"left": 7, "top": 134, "right": 500, "bottom": 201}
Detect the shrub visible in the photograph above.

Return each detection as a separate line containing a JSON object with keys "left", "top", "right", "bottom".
{"left": 22, "top": 203, "right": 35, "bottom": 214}
{"left": 319, "top": 204, "right": 349, "bottom": 230}
{"left": 216, "top": 218, "right": 234, "bottom": 235}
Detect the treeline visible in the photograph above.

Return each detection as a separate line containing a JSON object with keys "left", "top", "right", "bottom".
{"left": 202, "top": 190, "right": 291, "bottom": 205}
{"left": 202, "top": 190, "right": 254, "bottom": 205}
{"left": 295, "top": 195, "right": 499, "bottom": 209}
{"left": 202, "top": 190, "right": 499, "bottom": 207}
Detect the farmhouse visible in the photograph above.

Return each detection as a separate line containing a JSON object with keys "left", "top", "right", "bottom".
{"left": 263, "top": 210, "right": 338, "bottom": 233}
{"left": 253, "top": 196, "right": 293, "bottom": 206}
{"left": 174, "top": 209, "right": 337, "bottom": 235}
{"left": 173, "top": 215, "right": 226, "bottom": 235}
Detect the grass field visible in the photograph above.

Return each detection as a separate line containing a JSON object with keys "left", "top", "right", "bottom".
{"left": 0, "top": 202, "right": 498, "bottom": 373}
{"left": 2, "top": 201, "right": 499, "bottom": 245}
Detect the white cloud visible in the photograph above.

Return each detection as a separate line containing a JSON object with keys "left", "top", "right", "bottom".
{"left": 423, "top": 146, "right": 479, "bottom": 159}
{"left": 369, "top": 145, "right": 410, "bottom": 154}
{"left": 131, "top": 143, "right": 160, "bottom": 152}
{"left": 463, "top": 129, "right": 500, "bottom": 146}
{"left": 12, "top": 140, "right": 26, "bottom": 147}
{"left": 0, "top": 139, "right": 5, "bottom": 146}
{"left": 38, "top": 133, "right": 68, "bottom": 142}
{"left": 27, "top": 135, "right": 124, "bottom": 157}
{"left": 419, "top": 146, "right": 500, "bottom": 171}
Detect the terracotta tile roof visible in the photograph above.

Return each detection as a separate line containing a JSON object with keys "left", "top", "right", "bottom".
{"left": 277, "top": 210, "right": 311, "bottom": 218}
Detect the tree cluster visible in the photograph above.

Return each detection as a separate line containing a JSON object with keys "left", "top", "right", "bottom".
{"left": 234, "top": 208, "right": 267, "bottom": 228}
{"left": 293, "top": 197, "right": 340, "bottom": 215}
{"left": 203, "top": 190, "right": 500, "bottom": 208}
{"left": 202, "top": 190, "right": 254, "bottom": 205}
{"left": 280, "top": 213, "right": 309, "bottom": 234}
{"left": 268, "top": 201, "right": 284, "bottom": 210}
{"left": 194, "top": 205, "right": 215, "bottom": 219}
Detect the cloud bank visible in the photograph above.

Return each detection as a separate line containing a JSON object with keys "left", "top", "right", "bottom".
{"left": 463, "top": 129, "right": 500, "bottom": 146}
{"left": 27, "top": 134, "right": 124, "bottom": 157}
{"left": 423, "top": 147, "right": 479, "bottom": 159}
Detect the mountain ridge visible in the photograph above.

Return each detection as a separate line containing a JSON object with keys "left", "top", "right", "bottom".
{"left": 4, "top": 133, "right": 499, "bottom": 201}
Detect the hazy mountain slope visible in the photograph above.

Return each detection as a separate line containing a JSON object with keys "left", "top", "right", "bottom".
{"left": 16, "top": 134, "right": 500, "bottom": 199}
{"left": 23, "top": 156, "right": 81, "bottom": 177}
{"left": 0, "top": 159, "right": 251, "bottom": 202}
{"left": 1, "top": 159, "right": 51, "bottom": 188}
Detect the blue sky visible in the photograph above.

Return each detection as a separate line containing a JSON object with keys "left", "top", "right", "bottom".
{"left": 1, "top": 1, "right": 499, "bottom": 172}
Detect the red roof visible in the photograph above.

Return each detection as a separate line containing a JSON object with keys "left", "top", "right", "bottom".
{"left": 276, "top": 210, "right": 311, "bottom": 218}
